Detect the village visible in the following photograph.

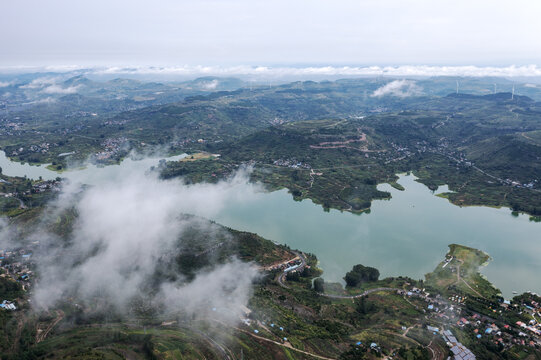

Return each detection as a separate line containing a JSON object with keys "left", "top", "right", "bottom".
{"left": 272, "top": 158, "right": 312, "bottom": 170}
{"left": 93, "top": 136, "right": 130, "bottom": 162}
{"left": 0, "top": 243, "right": 39, "bottom": 311}
{"left": 1, "top": 178, "right": 61, "bottom": 210}
{"left": 405, "top": 285, "right": 541, "bottom": 356}
{"left": 0, "top": 236, "right": 540, "bottom": 360}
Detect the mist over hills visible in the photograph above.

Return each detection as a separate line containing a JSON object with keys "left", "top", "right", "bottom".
{"left": 1, "top": 71, "right": 541, "bottom": 359}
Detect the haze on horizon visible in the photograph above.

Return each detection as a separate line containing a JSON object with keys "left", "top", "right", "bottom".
{"left": 2, "top": 0, "right": 541, "bottom": 69}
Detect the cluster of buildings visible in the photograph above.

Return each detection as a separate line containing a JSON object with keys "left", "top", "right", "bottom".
{"left": 240, "top": 311, "right": 292, "bottom": 345}
{"left": 29, "top": 179, "right": 61, "bottom": 193}
{"left": 10, "top": 143, "right": 51, "bottom": 156}
{"left": 28, "top": 143, "right": 50, "bottom": 154}
{"left": 442, "top": 329, "right": 476, "bottom": 360}
{"left": 515, "top": 295, "right": 541, "bottom": 337}
{"left": 64, "top": 111, "right": 98, "bottom": 118}
{"left": 449, "top": 295, "right": 468, "bottom": 305}
{"left": 283, "top": 259, "right": 303, "bottom": 273}
{"left": 0, "top": 246, "right": 36, "bottom": 301}
{"left": 0, "top": 179, "right": 60, "bottom": 210}
{"left": 400, "top": 285, "right": 539, "bottom": 354}
{"left": 516, "top": 320, "right": 541, "bottom": 337}
{"left": 102, "top": 119, "right": 128, "bottom": 127}
{"left": 94, "top": 137, "right": 129, "bottom": 161}
{"left": 401, "top": 287, "right": 458, "bottom": 313}
{"left": 382, "top": 143, "right": 415, "bottom": 164}
{"left": 503, "top": 178, "right": 538, "bottom": 189}
{"left": 266, "top": 257, "right": 304, "bottom": 274}
{"left": 0, "top": 300, "right": 16, "bottom": 310}
{"left": 452, "top": 304, "right": 541, "bottom": 351}
{"left": 0, "top": 118, "right": 24, "bottom": 136}
{"left": 270, "top": 117, "right": 287, "bottom": 126}
{"left": 272, "top": 158, "right": 311, "bottom": 169}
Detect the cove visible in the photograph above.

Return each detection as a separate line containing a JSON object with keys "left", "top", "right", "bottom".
{"left": 0, "top": 150, "right": 186, "bottom": 184}
{"left": 0, "top": 151, "right": 57, "bottom": 180}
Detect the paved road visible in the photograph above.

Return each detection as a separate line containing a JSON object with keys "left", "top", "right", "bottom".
{"left": 230, "top": 324, "right": 337, "bottom": 360}
{"left": 318, "top": 287, "right": 400, "bottom": 299}
{"left": 276, "top": 258, "right": 401, "bottom": 300}
{"left": 437, "top": 151, "right": 541, "bottom": 194}
{"left": 276, "top": 254, "right": 399, "bottom": 300}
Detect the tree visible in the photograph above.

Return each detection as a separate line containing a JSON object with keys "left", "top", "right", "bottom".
{"left": 291, "top": 189, "right": 302, "bottom": 197}
{"left": 355, "top": 297, "right": 375, "bottom": 315}
{"left": 344, "top": 264, "right": 380, "bottom": 287}
{"left": 286, "top": 272, "right": 300, "bottom": 282}
{"left": 314, "top": 278, "right": 324, "bottom": 293}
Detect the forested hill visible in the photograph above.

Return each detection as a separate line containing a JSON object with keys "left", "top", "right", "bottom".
{"left": 160, "top": 90, "right": 541, "bottom": 217}
{"left": 2, "top": 76, "right": 541, "bottom": 215}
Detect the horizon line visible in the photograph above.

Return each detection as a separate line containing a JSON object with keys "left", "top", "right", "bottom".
{"left": 2, "top": 64, "right": 541, "bottom": 78}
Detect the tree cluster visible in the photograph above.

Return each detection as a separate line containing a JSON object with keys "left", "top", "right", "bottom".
{"left": 344, "top": 264, "right": 379, "bottom": 287}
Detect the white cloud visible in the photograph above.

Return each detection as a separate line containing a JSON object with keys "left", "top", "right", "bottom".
{"left": 0, "top": 218, "right": 16, "bottom": 249}
{"left": 27, "top": 163, "right": 262, "bottom": 324}
{"left": 19, "top": 77, "right": 58, "bottom": 89}
{"left": 372, "top": 80, "right": 422, "bottom": 97}
{"left": 93, "top": 64, "right": 541, "bottom": 78}
{"left": 41, "top": 84, "right": 81, "bottom": 94}
{"left": 18, "top": 76, "right": 82, "bottom": 94}
{"left": 3, "top": 64, "right": 541, "bottom": 79}
{"left": 201, "top": 79, "right": 219, "bottom": 90}
{"left": 0, "top": 81, "right": 11, "bottom": 87}
{"left": 26, "top": 97, "right": 57, "bottom": 105}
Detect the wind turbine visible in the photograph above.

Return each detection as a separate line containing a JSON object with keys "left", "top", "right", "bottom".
{"left": 456, "top": 80, "right": 459, "bottom": 94}
{"left": 494, "top": 84, "right": 497, "bottom": 94}
{"left": 512, "top": 84, "right": 515, "bottom": 100}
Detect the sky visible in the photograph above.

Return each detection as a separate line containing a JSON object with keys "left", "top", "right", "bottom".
{"left": 1, "top": 0, "right": 541, "bottom": 69}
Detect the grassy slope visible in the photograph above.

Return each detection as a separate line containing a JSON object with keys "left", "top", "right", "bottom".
{"left": 425, "top": 244, "right": 499, "bottom": 299}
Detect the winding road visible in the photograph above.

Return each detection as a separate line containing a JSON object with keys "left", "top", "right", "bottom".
{"left": 276, "top": 258, "right": 400, "bottom": 300}
{"left": 318, "top": 287, "right": 400, "bottom": 299}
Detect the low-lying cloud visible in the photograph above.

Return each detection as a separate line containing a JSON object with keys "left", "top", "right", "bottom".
{"left": 91, "top": 64, "right": 541, "bottom": 79}
{"left": 8, "top": 160, "right": 262, "bottom": 324}
{"left": 19, "top": 77, "right": 59, "bottom": 89}
{"left": 201, "top": 79, "right": 219, "bottom": 90}
{"left": 3, "top": 64, "right": 541, "bottom": 79}
{"left": 17, "top": 76, "right": 82, "bottom": 94}
{"left": 24, "top": 97, "right": 57, "bottom": 105}
{"left": 42, "top": 84, "right": 81, "bottom": 94}
{"left": 372, "top": 79, "right": 422, "bottom": 97}
{"left": 0, "top": 218, "right": 15, "bottom": 248}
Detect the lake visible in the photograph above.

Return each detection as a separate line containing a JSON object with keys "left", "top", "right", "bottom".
{"left": 0, "top": 152, "right": 538, "bottom": 298}
{"left": 0, "top": 151, "right": 57, "bottom": 180}
{"left": 0, "top": 150, "right": 186, "bottom": 184}
{"left": 209, "top": 175, "right": 540, "bottom": 298}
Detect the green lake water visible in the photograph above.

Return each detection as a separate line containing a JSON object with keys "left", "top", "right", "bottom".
{"left": 209, "top": 175, "right": 540, "bottom": 298}
{"left": 0, "top": 151, "right": 186, "bottom": 184}
{"left": 0, "top": 151, "right": 57, "bottom": 180}
{"left": 1, "top": 151, "right": 538, "bottom": 298}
